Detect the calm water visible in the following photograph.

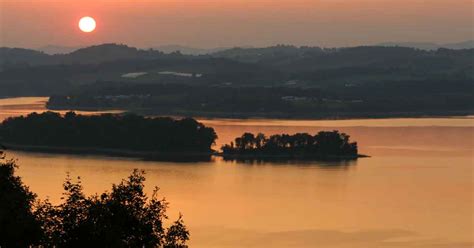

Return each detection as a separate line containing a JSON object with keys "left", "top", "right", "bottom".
{"left": 1, "top": 97, "right": 473, "bottom": 248}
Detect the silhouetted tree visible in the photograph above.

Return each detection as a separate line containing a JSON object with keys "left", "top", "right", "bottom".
{"left": 255, "top": 133, "right": 266, "bottom": 149}
{"left": 164, "top": 214, "right": 190, "bottom": 248}
{"left": 0, "top": 154, "right": 190, "bottom": 247}
{"left": 0, "top": 158, "right": 43, "bottom": 247}
{"left": 36, "top": 170, "right": 189, "bottom": 247}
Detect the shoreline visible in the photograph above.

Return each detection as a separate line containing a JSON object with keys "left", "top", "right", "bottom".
{"left": 217, "top": 152, "right": 369, "bottom": 161}
{"left": 46, "top": 105, "right": 474, "bottom": 121}
{"left": 2, "top": 143, "right": 367, "bottom": 162}
{"left": 3, "top": 143, "right": 214, "bottom": 162}
{"left": 1, "top": 97, "right": 472, "bottom": 121}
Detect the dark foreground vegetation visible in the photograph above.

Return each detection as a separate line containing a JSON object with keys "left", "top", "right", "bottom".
{"left": 0, "top": 154, "right": 189, "bottom": 247}
{"left": 222, "top": 131, "right": 360, "bottom": 160}
{"left": 0, "top": 112, "right": 217, "bottom": 158}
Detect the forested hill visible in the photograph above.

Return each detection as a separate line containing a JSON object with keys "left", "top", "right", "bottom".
{"left": 0, "top": 44, "right": 171, "bottom": 67}
{"left": 2, "top": 43, "right": 473, "bottom": 69}
{"left": 1, "top": 44, "right": 472, "bottom": 92}
{"left": 1, "top": 43, "right": 473, "bottom": 118}
{"left": 213, "top": 45, "right": 474, "bottom": 70}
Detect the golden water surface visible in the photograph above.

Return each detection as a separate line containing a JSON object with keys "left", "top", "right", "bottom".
{"left": 1, "top": 97, "right": 473, "bottom": 248}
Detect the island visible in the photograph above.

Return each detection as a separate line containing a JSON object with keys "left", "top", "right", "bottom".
{"left": 0, "top": 112, "right": 365, "bottom": 162}
{"left": 220, "top": 131, "right": 363, "bottom": 161}
{"left": 0, "top": 112, "right": 217, "bottom": 161}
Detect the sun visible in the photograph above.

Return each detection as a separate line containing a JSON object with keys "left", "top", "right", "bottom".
{"left": 79, "top": 16, "right": 96, "bottom": 33}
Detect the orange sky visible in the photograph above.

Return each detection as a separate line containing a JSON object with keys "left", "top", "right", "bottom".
{"left": 0, "top": 0, "right": 472, "bottom": 48}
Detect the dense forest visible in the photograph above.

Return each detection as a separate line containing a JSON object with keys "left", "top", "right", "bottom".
{"left": 47, "top": 79, "right": 473, "bottom": 118}
{"left": 221, "top": 131, "right": 359, "bottom": 160}
{"left": 1, "top": 44, "right": 473, "bottom": 118}
{"left": 0, "top": 112, "right": 217, "bottom": 154}
{"left": 0, "top": 157, "right": 189, "bottom": 247}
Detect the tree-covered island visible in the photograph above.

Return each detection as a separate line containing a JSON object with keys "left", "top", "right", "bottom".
{"left": 221, "top": 131, "right": 361, "bottom": 160}
{"left": 0, "top": 112, "right": 363, "bottom": 161}
{"left": 0, "top": 112, "right": 217, "bottom": 161}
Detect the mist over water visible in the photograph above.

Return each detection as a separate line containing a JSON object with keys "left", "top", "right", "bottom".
{"left": 1, "top": 97, "right": 473, "bottom": 248}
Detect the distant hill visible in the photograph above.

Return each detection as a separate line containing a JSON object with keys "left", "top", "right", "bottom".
{"left": 59, "top": 44, "right": 165, "bottom": 64}
{"left": 1, "top": 42, "right": 472, "bottom": 118}
{"left": 377, "top": 40, "right": 474, "bottom": 50}
{"left": 212, "top": 45, "right": 474, "bottom": 70}
{"left": 0, "top": 47, "right": 51, "bottom": 68}
{"left": 37, "top": 45, "right": 81, "bottom": 55}
{"left": 1, "top": 44, "right": 168, "bottom": 67}
{"left": 211, "top": 45, "right": 326, "bottom": 63}
{"left": 152, "top": 45, "right": 228, "bottom": 55}
{"left": 4, "top": 42, "right": 472, "bottom": 68}
{"left": 443, "top": 40, "right": 474, "bottom": 50}
{"left": 1, "top": 43, "right": 473, "bottom": 96}
{"left": 2, "top": 43, "right": 473, "bottom": 72}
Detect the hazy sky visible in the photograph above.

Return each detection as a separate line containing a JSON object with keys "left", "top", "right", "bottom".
{"left": 0, "top": 0, "right": 472, "bottom": 48}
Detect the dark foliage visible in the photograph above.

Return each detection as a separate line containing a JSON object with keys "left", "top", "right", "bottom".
{"left": 48, "top": 84, "right": 324, "bottom": 115}
{"left": 0, "top": 112, "right": 217, "bottom": 153}
{"left": 36, "top": 170, "right": 189, "bottom": 248}
{"left": 222, "top": 131, "right": 358, "bottom": 159}
{"left": 0, "top": 157, "right": 189, "bottom": 247}
{"left": 46, "top": 78, "right": 474, "bottom": 118}
{"left": 0, "top": 159, "right": 43, "bottom": 247}
{"left": 0, "top": 44, "right": 167, "bottom": 67}
{"left": 2, "top": 44, "right": 473, "bottom": 118}
{"left": 1, "top": 44, "right": 472, "bottom": 101}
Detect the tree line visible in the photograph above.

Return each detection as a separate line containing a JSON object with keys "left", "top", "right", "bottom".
{"left": 0, "top": 156, "right": 189, "bottom": 247}
{"left": 47, "top": 78, "right": 474, "bottom": 119}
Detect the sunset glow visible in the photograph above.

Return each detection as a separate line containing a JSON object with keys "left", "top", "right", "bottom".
{"left": 79, "top": 16, "right": 96, "bottom": 33}
{"left": 0, "top": 0, "right": 473, "bottom": 247}
{"left": 1, "top": 0, "right": 472, "bottom": 48}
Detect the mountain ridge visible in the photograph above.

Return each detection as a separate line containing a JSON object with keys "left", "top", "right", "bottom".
{"left": 377, "top": 40, "right": 474, "bottom": 50}
{"left": 2, "top": 40, "right": 473, "bottom": 67}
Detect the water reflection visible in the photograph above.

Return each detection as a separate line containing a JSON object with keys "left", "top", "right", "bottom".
{"left": 220, "top": 156, "right": 359, "bottom": 168}
{"left": 1, "top": 97, "right": 473, "bottom": 248}
{"left": 190, "top": 227, "right": 473, "bottom": 248}
{"left": 0, "top": 97, "right": 122, "bottom": 122}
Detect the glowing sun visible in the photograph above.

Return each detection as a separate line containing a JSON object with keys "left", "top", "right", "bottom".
{"left": 79, "top": 16, "right": 96, "bottom": 33}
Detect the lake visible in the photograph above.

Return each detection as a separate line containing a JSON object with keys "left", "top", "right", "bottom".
{"left": 1, "top": 97, "right": 473, "bottom": 248}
